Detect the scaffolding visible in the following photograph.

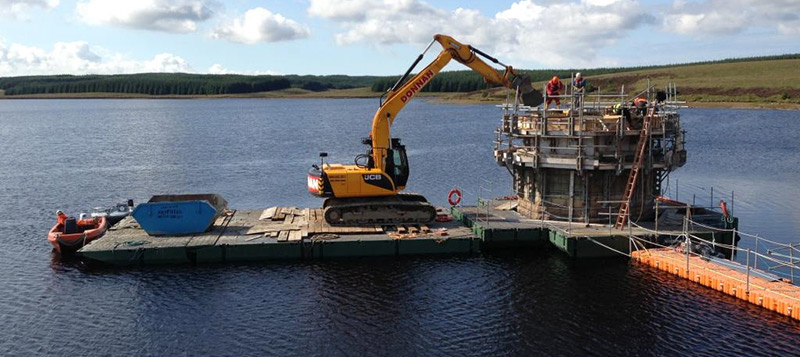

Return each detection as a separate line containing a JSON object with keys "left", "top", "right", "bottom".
{"left": 494, "top": 78, "right": 686, "bottom": 226}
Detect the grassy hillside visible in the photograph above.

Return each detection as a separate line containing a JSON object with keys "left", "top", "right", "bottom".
{"left": 587, "top": 59, "right": 799, "bottom": 104}
{"left": 440, "top": 58, "right": 800, "bottom": 108}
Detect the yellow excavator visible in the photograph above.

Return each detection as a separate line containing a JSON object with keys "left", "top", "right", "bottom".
{"left": 308, "top": 34, "right": 538, "bottom": 225}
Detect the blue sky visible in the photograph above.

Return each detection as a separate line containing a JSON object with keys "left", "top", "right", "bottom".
{"left": 0, "top": 0, "right": 798, "bottom": 76}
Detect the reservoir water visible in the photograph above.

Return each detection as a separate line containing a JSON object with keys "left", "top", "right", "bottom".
{"left": 0, "top": 99, "right": 798, "bottom": 355}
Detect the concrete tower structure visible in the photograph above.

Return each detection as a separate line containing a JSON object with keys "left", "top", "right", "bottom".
{"left": 494, "top": 82, "right": 686, "bottom": 225}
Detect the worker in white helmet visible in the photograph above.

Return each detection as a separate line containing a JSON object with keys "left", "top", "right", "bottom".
{"left": 572, "top": 73, "right": 587, "bottom": 108}
{"left": 573, "top": 73, "right": 586, "bottom": 90}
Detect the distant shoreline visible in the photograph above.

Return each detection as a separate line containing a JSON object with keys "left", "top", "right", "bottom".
{"left": 3, "top": 57, "right": 798, "bottom": 110}
{"left": 1, "top": 91, "right": 797, "bottom": 110}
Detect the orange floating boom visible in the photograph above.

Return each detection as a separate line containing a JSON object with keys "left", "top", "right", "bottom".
{"left": 632, "top": 248, "right": 800, "bottom": 320}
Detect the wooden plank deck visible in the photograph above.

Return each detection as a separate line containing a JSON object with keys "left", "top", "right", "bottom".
{"left": 79, "top": 206, "right": 478, "bottom": 266}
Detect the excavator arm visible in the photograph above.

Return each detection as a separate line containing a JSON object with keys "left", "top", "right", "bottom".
{"left": 369, "top": 34, "right": 534, "bottom": 172}
{"left": 308, "top": 34, "right": 536, "bottom": 225}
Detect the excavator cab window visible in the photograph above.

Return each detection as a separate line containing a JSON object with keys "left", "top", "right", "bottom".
{"left": 388, "top": 138, "right": 409, "bottom": 187}
{"left": 357, "top": 137, "right": 376, "bottom": 168}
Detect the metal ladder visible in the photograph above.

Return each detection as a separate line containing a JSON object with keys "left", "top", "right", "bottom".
{"left": 615, "top": 107, "right": 655, "bottom": 229}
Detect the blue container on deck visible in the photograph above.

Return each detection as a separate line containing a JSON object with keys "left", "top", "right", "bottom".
{"left": 132, "top": 194, "right": 228, "bottom": 236}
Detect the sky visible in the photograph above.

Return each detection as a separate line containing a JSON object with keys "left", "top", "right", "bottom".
{"left": 0, "top": 0, "right": 798, "bottom": 76}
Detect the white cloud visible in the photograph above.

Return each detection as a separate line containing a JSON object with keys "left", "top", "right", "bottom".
{"left": 308, "top": 0, "right": 649, "bottom": 67}
{"left": 310, "top": 0, "right": 459, "bottom": 45}
{"left": 207, "top": 63, "right": 281, "bottom": 75}
{"left": 493, "top": 0, "right": 650, "bottom": 66}
{"left": 778, "top": 22, "right": 800, "bottom": 36}
{"left": 307, "top": 0, "right": 373, "bottom": 21}
{"left": 211, "top": 7, "right": 311, "bottom": 44}
{"left": 1, "top": 0, "right": 59, "bottom": 18}
{"left": 207, "top": 63, "right": 233, "bottom": 74}
{"left": 143, "top": 53, "right": 191, "bottom": 72}
{"left": 662, "top": 0, "right": 800, "bottom": 37}
{"left": 0, "top": 39, "right": 283, "bottom": 76}
{"left": 0, "top": 39, "right": 194, "bottom": 75}
{"left": 76, "top": 0, "right": 218, "bottom": 33}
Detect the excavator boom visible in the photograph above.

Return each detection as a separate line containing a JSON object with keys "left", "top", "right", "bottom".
{"left": 308, "top": 34, "right": 535, "bottom": 225}
{"left": 370, "top": 34, "right": 534, "bottom": 172}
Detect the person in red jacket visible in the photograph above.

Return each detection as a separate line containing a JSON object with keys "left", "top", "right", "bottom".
{"left": 546, "top": 76, "right": 564, "bottom": 108}
{"left": 56, "top": 210, "right": 68, "bottom": 225}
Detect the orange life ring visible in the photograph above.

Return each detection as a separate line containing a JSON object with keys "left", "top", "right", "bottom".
{"left": 447, "top": 188, "right": 462, "bottom": 206}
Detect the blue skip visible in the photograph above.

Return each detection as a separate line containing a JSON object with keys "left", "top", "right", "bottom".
{"left": 132, "top": 194, "right": 228, "bottom": 236}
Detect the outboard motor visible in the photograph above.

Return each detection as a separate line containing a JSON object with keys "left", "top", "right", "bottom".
{"left": 64, "top": 217, "right": 78, "bottom": 234}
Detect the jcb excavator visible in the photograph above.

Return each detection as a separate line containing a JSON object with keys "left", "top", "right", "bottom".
{"left": 308, "top": 34, "right": 538, "bottom": 225}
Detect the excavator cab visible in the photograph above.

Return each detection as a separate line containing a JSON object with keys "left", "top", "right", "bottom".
{"left": 357, "top": 137, "right": 409, "bottom": 188}
{"left": 386, "top": 138, "right": 409, "bottom": 188}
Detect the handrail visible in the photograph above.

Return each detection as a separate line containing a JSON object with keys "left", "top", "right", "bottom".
{"left": 687, "top": 218, "right": 800, "bottom": 254}
{"left": 631, "top": 235, "right": 800, "bottom": 296}
{"left": 625, "top": 215, "right": 799, "bottom": 283}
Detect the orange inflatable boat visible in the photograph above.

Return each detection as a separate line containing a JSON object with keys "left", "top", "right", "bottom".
{"left": 48, "top": 216, "right": 107, "bottom": 254}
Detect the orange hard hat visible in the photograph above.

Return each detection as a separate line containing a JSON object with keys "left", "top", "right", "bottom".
{"left": 551, "top": 76, "right": 559, "bottom": 83}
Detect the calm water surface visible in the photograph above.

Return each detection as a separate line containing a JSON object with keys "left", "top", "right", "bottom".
{"left": 0, "top": 99, "right": 798, "bottom": 356}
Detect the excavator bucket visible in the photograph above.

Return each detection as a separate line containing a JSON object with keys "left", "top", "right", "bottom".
{"left": 512, "top": 75, "right": 534, "bottom": 93}
{"left": 521, "top": 88, "right": 543, "bottom": 107}
{"left": 512, "top": 75, "right": 543, "bottom": 107}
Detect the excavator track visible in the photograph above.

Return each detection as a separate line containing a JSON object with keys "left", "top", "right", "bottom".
{"left": 323, "top": 193, "right": 437, "bottom": 225}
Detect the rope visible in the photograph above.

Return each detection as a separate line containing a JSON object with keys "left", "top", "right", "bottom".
{"left": 629, "top": 220, "right": 683, "bottom": 236}
{"left": 633, "top": 233, "right": 799, "bottom": 282}
{"left": 127, "top": 247, "right": 144, "bottom": 263}
{"left": 584, "top": 236, "right": 631, "bottom": 257}
{"left": 311, "top": 233, "right": 340, "bottom": 242}
{"left": 629, "top": 235, "right": 651, "bottom": 254}
{"left": 110, "top": 241, "right": 148, "bottom": 264}
{"left": 683, "top": 219, "right": 799, "bottom": 270}
{"left": 684, "top": 232, "right": 795, "bottom": 268}
{"left": 737, "top": 230, "right": 800, "bottom": 249}
{"left": 686, "top": 218, "right": 735, "bottom": 233}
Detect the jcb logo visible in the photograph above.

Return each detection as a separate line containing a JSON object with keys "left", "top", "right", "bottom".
{"left": 363, "top": 174, "right": 383, "bottom": 181}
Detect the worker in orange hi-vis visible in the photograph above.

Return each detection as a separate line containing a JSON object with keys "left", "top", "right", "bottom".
{"left": 56, "top": 210, "right": 68, "bottom": 225}
{"left": 633, "top": 96, "right": 648, "bottom": 116}
{"left": 546, "top": 76, "right": 564, "bottom": 109}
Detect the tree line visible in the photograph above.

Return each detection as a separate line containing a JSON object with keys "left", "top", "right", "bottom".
{"left": 0, "top": 73, "right": 381, "bottom": 96}
{"left": 0, "top": 74, "right": 291, "bottom": 95}
{"left": 370, "top": 71, "right": 490, "bottom": 93}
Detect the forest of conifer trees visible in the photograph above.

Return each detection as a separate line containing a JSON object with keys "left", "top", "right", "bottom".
{"left": 1, "top": 54, "right": 796, "bottom": 96}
